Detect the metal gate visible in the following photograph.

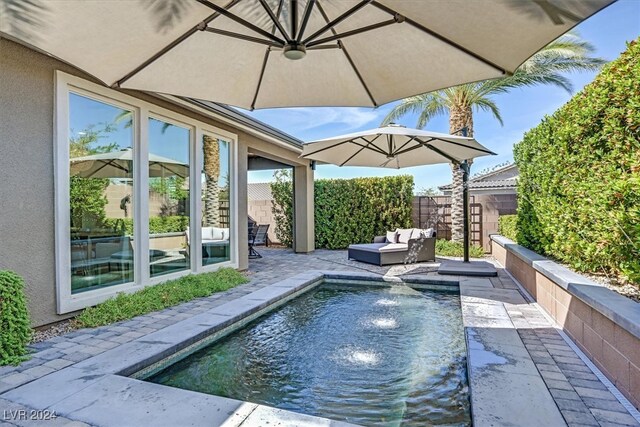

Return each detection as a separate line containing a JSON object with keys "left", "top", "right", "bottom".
{"left": 413, "top": 196, "right": 483, "bottom": 247}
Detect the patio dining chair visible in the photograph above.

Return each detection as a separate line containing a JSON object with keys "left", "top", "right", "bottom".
{"left": 248, "top": 224, "right": 269, "bottom": 259}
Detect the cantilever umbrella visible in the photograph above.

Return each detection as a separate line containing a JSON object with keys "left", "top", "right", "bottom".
{"left": 0, "top": 0, "right": 614, "bottom": 109}
{"left": 301, "top": 125, "right": 495, "bottom": 168}
{"left": 301, "top": 124, "right": 496, "bottom": 262}
{"left": 70, "top": 149, "right": 189, "bottom": 179}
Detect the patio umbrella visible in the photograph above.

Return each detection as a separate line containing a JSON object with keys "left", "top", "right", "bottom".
{"left": 301, "top": 125, "right": 495, "bottom": 168}
{"left": 0, "top": 0, "right": 614, "bottom": 109}
{"left": 301, "top": 124, "right": 495, "bottom": 262}
{"left": 70, "top": 149, "right": 189, "bottom": 179}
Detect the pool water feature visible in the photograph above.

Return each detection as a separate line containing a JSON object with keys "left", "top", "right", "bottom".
{"left": 145, "top": 283, "right": 470, "bottom": 426}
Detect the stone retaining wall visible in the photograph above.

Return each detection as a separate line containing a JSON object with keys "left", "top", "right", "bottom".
{"left": 491, "top": 235, "right": 640, "bottom": 409}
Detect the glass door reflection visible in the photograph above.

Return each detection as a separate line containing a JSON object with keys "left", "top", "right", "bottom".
{"left": 201, "top": 134, "right": 231, "bottom": 266}
{"left": 148, "top": 117, "right": 191, "bottom": 278}
{"left": 68, "top": 93, "right": 135, "bottom": 293}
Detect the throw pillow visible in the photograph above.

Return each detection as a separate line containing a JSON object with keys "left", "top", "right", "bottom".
{"left": 386, "top": 230, "right": 398, "bottom": 243}
{"left": 397, "top": 228, "right": 413, "bottom": 244}
{"left": 422, "top": 228, "right": 435, "bottom": 238}
{"left": 410, "top": 228, "right": 422, "bottom": 240}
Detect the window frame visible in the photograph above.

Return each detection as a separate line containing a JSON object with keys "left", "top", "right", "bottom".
{"left": 55, "top": 71, "right": 238, "bottom": 314}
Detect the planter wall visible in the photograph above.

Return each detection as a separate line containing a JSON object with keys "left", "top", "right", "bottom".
{"left": 491, "top": 235, "right": 640, "bottom": 409}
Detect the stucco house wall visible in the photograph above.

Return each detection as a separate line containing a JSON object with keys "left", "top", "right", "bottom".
{"left": 0, "top": 38, "right": 312, "bottom": 327}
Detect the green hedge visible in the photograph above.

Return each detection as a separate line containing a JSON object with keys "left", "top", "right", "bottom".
{"left": 272, "top": 175, "right": 414, "bottom": 249}
{"left": 514, "top": 38, "right": 640, "bottom": 282}
{"left": 104, "top": 215, "right": 189, "bottom": 235}
{"left": 76, "top": 268, "right": 248, "bottom": 328}
{"left": 435, "top": 240, "right": 485, "bottom": 258}
{"left": 498, "top": 215, "right": 518, "bottom": 242}
{"left": 0, "top": 271, "right": 31, "bottom": 365}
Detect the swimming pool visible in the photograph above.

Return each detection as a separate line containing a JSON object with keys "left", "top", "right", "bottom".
{"left": 144, "top": 282, "right": 470, "bottom": 426}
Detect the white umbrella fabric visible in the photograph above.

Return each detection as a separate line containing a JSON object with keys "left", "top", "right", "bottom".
{"left": 0, "top": 0, "right": 614, "bottom": 109}
{"left": 70, "top": 149, "right": 189, "bottom": 179}
{"left": 301, "top": 125, "right": 495, "bottom": 168}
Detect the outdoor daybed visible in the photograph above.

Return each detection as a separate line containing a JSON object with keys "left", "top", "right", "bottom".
{"left": 348, "top": 228, "right": 436, "bottom": 266}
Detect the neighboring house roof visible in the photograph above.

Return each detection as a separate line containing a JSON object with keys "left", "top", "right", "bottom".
{"left": 248, "top": 182, "right": 274, "bottom": 201}
{"left": 472, "top": 163, "right": 518, "bottom": 182}
{"left": 439, "top": 163, "right": 518, "bottom": 191}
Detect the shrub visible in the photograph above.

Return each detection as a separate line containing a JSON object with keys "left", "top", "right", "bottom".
{"left": 514, "top": 38, "right": 640, "bottom": 282}
{"left": 103, "top": 215, "right": 189, "bottom": 235}
{"left": 0, "top": 271, "right": 31, "bottom": 365}
{"left": 498, "top": 215, "right": 518, "bottom": 242}
{"left": 76, "top": 268, "right": 248, "bottom": 328}
{"left": 435, "top": 239, "right": 485, "bottom": 258}
{"left": 271, "top": 174, "right": 414, "bottom": 249}
{"left": 270, "top": 170, "right": 294, "bottom": 247}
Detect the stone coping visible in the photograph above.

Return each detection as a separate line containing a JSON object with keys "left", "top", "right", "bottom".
{"left": 491, "top": 234, "right": 640, "bottom": 339}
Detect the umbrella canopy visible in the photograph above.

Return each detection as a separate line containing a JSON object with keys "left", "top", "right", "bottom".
{"left": 70, "top": 149, "right": 189, "bottom": 179}
{"left": 0, "top": 0, "right": 613, "bottom": 109}
{"left": 301, "top": 125, "right": 495, "bottom": 168}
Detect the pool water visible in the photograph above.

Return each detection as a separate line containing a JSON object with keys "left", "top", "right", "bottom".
{"left": 147, "top": 283, "right": 470, "bottom": 426}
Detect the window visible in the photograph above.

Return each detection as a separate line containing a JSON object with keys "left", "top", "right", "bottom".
{"left": 56, "top": 72, "right": 237, "bottom": 313}
{"left": 68, "top": 93, "right": 135, "bottom": 294}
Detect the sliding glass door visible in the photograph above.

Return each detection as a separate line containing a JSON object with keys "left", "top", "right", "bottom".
{"left": 68, "top": 93, "right": 135, "bottom": 294}
{"left": 147, "top": 117, "right": 191, "bottom": 278}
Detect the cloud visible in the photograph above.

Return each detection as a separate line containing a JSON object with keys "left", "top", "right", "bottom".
{"left": 244, "top": 106, "right": 384, "bottom": 140}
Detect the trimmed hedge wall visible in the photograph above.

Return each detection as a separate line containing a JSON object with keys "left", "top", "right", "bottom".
{"left": 514, "top": 39, "right": 640, "bottom": 283}
{"left": 315, "top": 176, "right": 414, "bottom": 249}
{"left": 498, "top": 215, "right": 518, "bottom": 242}
{"left": 272, "top": 175, "right": 414, "bottom": 249}
{"left": 103, "top": 215, "right": 189, "bottom": 235}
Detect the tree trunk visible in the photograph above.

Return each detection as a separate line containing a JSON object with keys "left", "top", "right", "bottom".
{"left": 449, "top": 106, "right": 473, "bottom": 243}
{"left": 203, "top": 135, "right": 221, "bottom": 227}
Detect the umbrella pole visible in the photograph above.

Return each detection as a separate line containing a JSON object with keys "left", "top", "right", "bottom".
{"left": 461, "top": 160, "right": 470, "bottom": 263}
{"left": 460, "top": 126, "right": 470, "bottom": 263}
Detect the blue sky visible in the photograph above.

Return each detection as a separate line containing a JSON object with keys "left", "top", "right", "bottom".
{"left": 244, "top": 0, "right": 640, "bottom": 190}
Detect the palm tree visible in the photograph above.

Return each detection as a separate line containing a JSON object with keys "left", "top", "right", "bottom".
{"left": 202, "top": 135, "right": 221, "bottom": 226}
{"left": 382, "top": 32, "right": 605, "bottom": 243}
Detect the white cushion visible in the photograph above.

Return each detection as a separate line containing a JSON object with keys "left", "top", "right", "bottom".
{"left": 210, "top": 227, "right": 224, "bottom": 241}
{"left": 397, "top": 228, "right": 413, "bottom": 244}
{"left": 410, "top": 228, "right": 423, "bottom": 240}
{"left": 189, "top": 227, "right": 230, "bottom": 242}
{"left": 201, "top": 227, "right": 214, "bottom": 241}
{"left": 422, "top": 228, "right": 435, "bottom": 238}
{"left": 378, "top": 243, "right": 409, "bottom": 252}
{"left": 385, "top": 230, "right": 398, "bottom": 243}
{"left": 201, "top": 227, "right": 224, "bottom": 241}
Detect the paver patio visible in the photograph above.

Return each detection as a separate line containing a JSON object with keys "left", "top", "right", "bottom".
{"left": 0, "top": 248, "right": 637, "bottom": 426}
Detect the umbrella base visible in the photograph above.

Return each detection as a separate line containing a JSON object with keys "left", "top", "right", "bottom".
{"left": 437, "top": 260, "right": 497, "bottom": 277}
